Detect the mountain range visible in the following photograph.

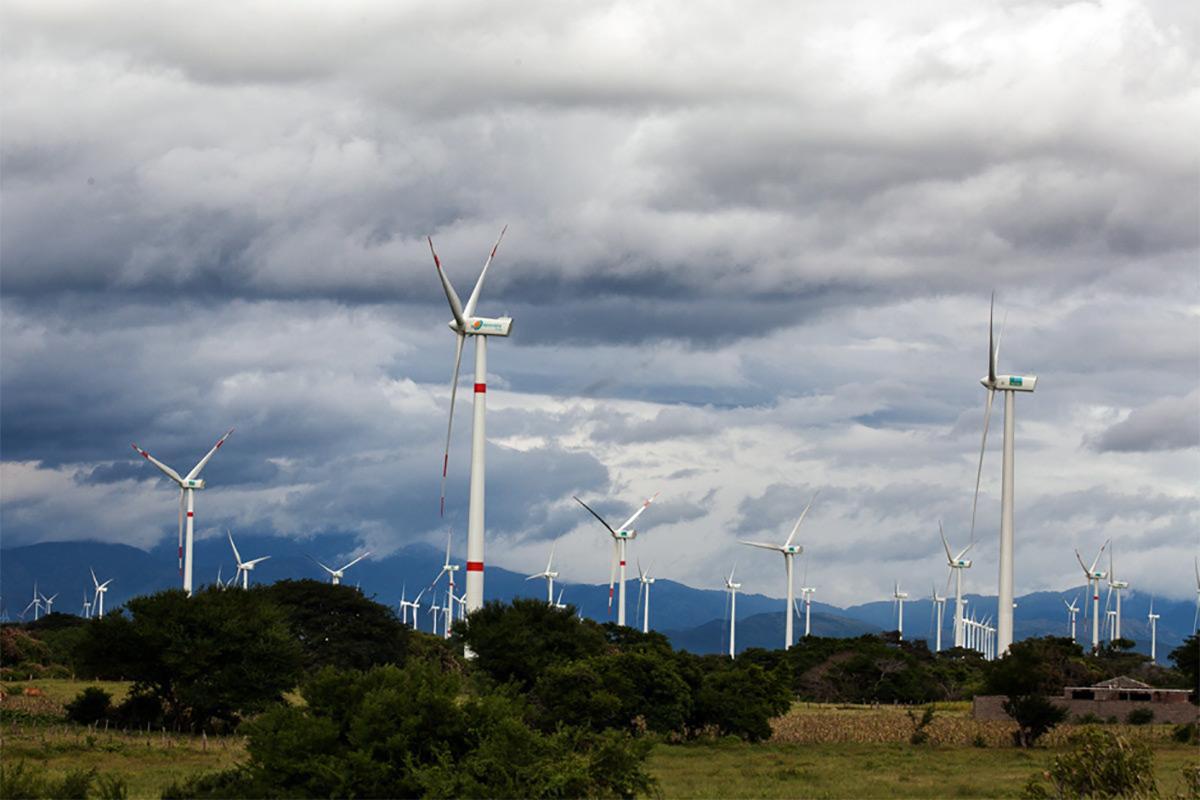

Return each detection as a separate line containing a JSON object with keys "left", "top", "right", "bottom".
{"left": 2, "top": 538, "right": 1194, "bottom": 658}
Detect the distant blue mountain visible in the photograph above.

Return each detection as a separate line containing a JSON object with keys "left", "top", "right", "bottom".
{"left": 1, "top": 539, "right": 1194, "bottom": 657}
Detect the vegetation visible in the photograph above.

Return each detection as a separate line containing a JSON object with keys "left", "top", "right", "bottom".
{"left": 1022, "top": 728, "right": 1160, "bottom": 799}
{"left": 65, "top": 687, "right": 113, "bottom": 726}
{"left": 1169, "top": 634, "right": 1199, "bottom": 697}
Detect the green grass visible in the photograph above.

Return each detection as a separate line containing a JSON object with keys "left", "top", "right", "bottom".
{"left": 647, "top": 739, "right": 1198, "bottom": 799}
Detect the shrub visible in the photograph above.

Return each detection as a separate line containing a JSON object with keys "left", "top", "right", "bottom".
{"left": 1003, "top": 695, "right": 1068, "bottom": 747}
{"left": 65, "top": 687, "right": 112, "bottom": 726}
{"left": 1126, "top": 707, "right": 1155, "bottom": 726}
{"left": 95, "top": 774, "right": 128, "bottom": 800}
{"left": 907, "top": 706, "right": 936, "bottom": 745}
{"left": 0, "top": 763, "right": 120, "bottom": 800}
{"left": 1172, "top": 722, "right": 1198, "bottom": 745}
{"left": 1074, "top": 712, "right": 1103, "bottom": 725}
{"left": 109, "top": 691, "right": 163, "bottom": 729}
{"left": 1022, "top": 728, "right": 1158, "bottom": 799}
{"left": 691, "top": 663, "right": 792, "bottom": 742}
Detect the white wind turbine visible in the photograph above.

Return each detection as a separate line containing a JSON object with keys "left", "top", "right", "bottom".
{"left": 401, "top": 588, "right": 426, "bottom": 629}
{"left": 740, "top": 491, "right": 818, "bottom": 649}
{"left": 526, "top": 541, "right": 559, "bottom": 603}
{"left": 1075, "top": 539, "right": 1109, "bottom": 652}
{"left": 930, "top": 583, "right": 947, "bottom": 653}
{"left": 39, "top": 592, "right": 59, "bottom": 616}
{"left": 1147, "top": 597, "right": 1160, "bottom": 663}
{"left": 429, "top": 229, "right": 513, "bottom": 618}
{"left": 797, "top": 555, "right": 816, "bottom": 638}
{"left": 311, "top": 552, "right": 370, "bottom": 586}
{"left": 430, "top": 532, "right": 461, "bottom": 636}
{"left": 132, "top": 429, "right": 234, "bottom": 596}
{"left": 428, "top": 598, "right": 442, "bottom": 636}
{"left": 553, "top": 587, "right": 568, "bottom": 611}
{"left": 724, "top": 564, "right": 741, "bottom": 659}
{"left": 90, "top": 569, "right": 112, "bottom": 618}
{"left": 1194, "top": 557, "right": 1200, "bottom": 633}
{"left": 939, "top": 522, "right": 974, "bottom": 648}
{"left": 892, "top": 581, "right": 909, "bottom": 640}
{"left": 635, "top": 560, "right": 655, "bottom": 634}
{"left": 81, "top": 592, "right": 92, "bottom": 619}
{"left": 574, "top": 492, "right": 658, "bottom": 626}
{"left": 1063, "top": 595, "right": 1080, "bottom": 642}
{"left": 22, "top": 583, "right": 42, "bottom": 622}
{"left": 1106, "top": 544, "right": 1128, "bottom": 641}
{"left": 227, "top": 530, "right": 270, "bottom": 589}
{"left": 969, "top": 294, "right": 1037, "bottom": 656}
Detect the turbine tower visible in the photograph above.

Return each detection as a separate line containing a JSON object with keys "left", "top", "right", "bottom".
{"left": 939, "top": 521, "right": 974, "bottom": 648}
{"left": 526, "top": 541, "right": 559, "bottom": 603}
{"left": 429, "top": 229, "right": 512, "bottom": 617}
{"left": 636, "top": 560, "right": 655, "bottom": 634}
{"left": 81, "top": 592, "right": 92, "bottom": 619}
{"left": 740, "top": 491, "right": 818, "bottom": 649}
{"left": 1147, "top": 597, "right": 1160, "bottom": 663}
{"left": 1063, "top": 595, "right": 1080, "bottom": 642}
{"left": 311, "top": 552, "right": 370, "bottom": 586}
{"left": 431, "top": 532, "right": 460, "bottom": 636}
{"left": 931, "top": 583, "right": 947, "bottom": 652}
{"left": 90, "top": 569, "right": 112, "bottom": 618}
{"left": 228, "top": 530, "right": 270, "bottom": 589}
{"left": 797, "top": 555, "right": 816, "bottom": 638}
{"left": 1107, "top": 544, "right": 1128, "bottom": 640}
{"left": 574, "top": 493, "right": 658, "bottom": 626}
{"left": 22, "top": 583, "right": 42, "bottom": 621}
{"left": 1194, "top": 557, "right": 1200, "bottom": 633}
{"left": 970, "top": 294, "right": 1037, "bottom": 655}
{"left": 724, "top": 564, "right": 741, "bottom": 659}
{"left": 1075, "top": 539, "right": 1110, "bottom": 653}
{"left": 892, "top": 581, "right": 909, "bottom": 640}
{"left": 132, "top": 429, "right": 234, "bottom": 596}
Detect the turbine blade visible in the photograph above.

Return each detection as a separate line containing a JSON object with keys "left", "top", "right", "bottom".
{"left": 428, "top": 237, "right": 467, "bottom": 329}
{"left": 185, "top": 428, "right": 234, "bottom": 481}
{"left": 939, "top": 521, "right": 953, "bottom": 562}
{"left": 618, "top": 492, "right": 659, "bottom": 532}
{"left": 463, "top": 226, "right": 507, "bottom": 318}
{"left": 784, "top": 491, "right": 819, "bottom": 549}
{"left": 244, "top": 557, "right": 270, "bottom": 567}
{"left": 988, "top": 292, "right": 996, "bottom": 384}
{"left": 738, "top": 540, "right": 785, "bottom": 552}
{"left": 227, "top": 529, "right": 242, "bottom": 565}
{"left": 993, "top": 311, "right": 1007, "bottom": 378}
{"left": 956, "top": 541, "right": 975, "bottom": 561}
{"left": 607, "top": 539, "right": 618, "bottom": 615}
{"left": 340, "top": 552, "right": 370, "bottom": 572}
{"left": 131, "top": 443, "right": 184, "bottom": 484}
{"left": 306, "top": 555, "right": 337, "bottom": 576}
{"left": 729, "top": 561, "right": 737, "bottom": 585}
{"left": 546, "top": 541, "right": 556, "bottom": 573}
{"left": 440, "top": 332, "right": 466, "bottom": 517}
{"left": 1089, "top": 539, "right": 1110, "bottom": 574}
{"left": 574, "top": 496, "right": 617, "bottom": 535}
{"left": 90, "top": 567, "right": 99, "bottom": 589}
{"left": 968, "top": 388, "right": 995, "bottom": 545}
{"left": 444, "top": 532, "right": 453, "bottom": 567}
{"left": 1075, "top": 548, "right": 1090, "bottom": 575}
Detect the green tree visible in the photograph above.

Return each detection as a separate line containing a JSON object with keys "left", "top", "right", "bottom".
{"left": 254, "top": 579, "right": 409, "bottom": 671}
{"left": 1170, "top": 634, "right": 1199, "bottom": 697}
{"left": 459, "top": 599, "right": 606, "bottom": 690}
{"left": 692, "top": 662, "right": 792, "bottom": 742}
{"left": 75, "top": 587, "right": 301, "bottom": 730}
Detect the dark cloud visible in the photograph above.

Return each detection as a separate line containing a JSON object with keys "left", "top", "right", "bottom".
{"left": 1087, "top": 391, "right": 1200, "bottom": 453}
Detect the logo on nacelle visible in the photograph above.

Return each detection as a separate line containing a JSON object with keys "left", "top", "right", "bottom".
{"left": 472, "top": 320, "right": 483, "bottom": 330}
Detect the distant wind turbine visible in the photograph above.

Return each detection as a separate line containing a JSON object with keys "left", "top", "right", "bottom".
{"left": 574, "top": 492, "right": 658, "bottom": 626}
{"left": 740, "top": 491, "right": 818, "bottom": 649}
{"left": 310, "top": 552, "right": 370, "bottom": 586}
{"left": 228, "top": 529, "right": 270, "bottom": 589}
{"left": 723, "top": 563, "right": 741, "bottom": 659}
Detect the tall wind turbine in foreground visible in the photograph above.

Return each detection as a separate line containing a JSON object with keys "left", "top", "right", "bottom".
{"left": 311, "top": 553, "right": 370, "bottom": 586}
{"left": 1147, "top": 598, "right": 1160, "bottom": 663}
{"left": 574, "top": 493, "right": 658, "bottom": 626}
{"left": 228, "top": 530, "right": 270, "bottom": 589}
{"left": 1075, "top": 539, "right": 1110, "bottom": 652}
{"left": 724, "top": 564, "right": 740, "bottom": 659}
{"left": 740, "top": 491, "right": 818, "bottom": 649}
{"left": 526, "top": 542, "right": 559, "bottom": 603}
{"left": 939, "top": 522, "right": 973, "bottom": 648}
{"left": 132, "top": 429, "right": 234, "bottom": 596}
{"left": 90, "top": 568, "right": 112, "bottom": 618}
{"left": 969, "top": 294, "right": 1037, "bottom": 655}
{"left": 1063, "top": 595, "right": 1080, "bottom": 642}
{"left": 429, "top": 229, "right": 512, "bottom": 617}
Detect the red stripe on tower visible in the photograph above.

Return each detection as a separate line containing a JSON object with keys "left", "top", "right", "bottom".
{"left": 467, "top": 561, "right": 484, "bottom": 572}
{"left": 620, "top": 560, "right": 626, "bottom": 566}
{"left": 474, "top": 383, "right": 486, "bottom": 393}
{"left": 187, "top": 512, "right": 194, "bottom": 517}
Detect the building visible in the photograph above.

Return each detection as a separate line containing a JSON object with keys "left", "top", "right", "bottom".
{"left": 974, "top": 676, "right": 1198, "bottom": 724}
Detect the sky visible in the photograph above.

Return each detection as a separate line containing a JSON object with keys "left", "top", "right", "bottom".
{"left": 2, "top": 0, "right": 1198, "bottom": 607}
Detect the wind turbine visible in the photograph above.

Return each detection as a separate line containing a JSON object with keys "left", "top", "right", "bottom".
{"left": 526, "top": 541, "right": 559, "bottom": 603}
{"left": 724, "top": 563, "right": 741, "bottom": 659}
{"left": 1148, "top": 597, "right": 1160, "bottom": 663}
{"left": 431, "top": 532, "right": 460, "bottom": 635}
{"left": 81, "top": 592, "right": 92, "bottom": 619}
{"left": 310, "top": 552, "right": 370, "bottom": 586}
{"left": 228, "top": 530, "right": 270, "bottom": 589}
{"left": 428, "top": 599, "right": 441, "bottom": 636}
{"left": 797, "top": 555, "right": 816, "bottom": 638}
{"left": 969, "top": 294, "right": 1037, "bottom": 656}
{"left": 892, "top": 581, "right": 909, "bottom": 640}
{"left": 429, "top": 228, "right": 513, "bottom": 618}
{"left": 1107, "top": 544, "right": 1128, "bottom": 641}
{"left": 132, "top": 429, "right": 234, "bottom": 596}
{"left": 930, "top": 583, "right": 947, "bottom": 653}
{"left": 939, "top": 521, "right": 974, "bottom": 648}
{"left": 401, "top": 588, "right": 426, "bottom": 629}
{"left": 22, "top": 583, "right": 43, "bottom": 621}
{"left": 1075, "top": 540, "right": 1109, "bottom": 652}
{"left": 635, "top": 560, "right": 655, "bottom": 634}
{"left": 553, "top": 587, "right": 568, "bottom": 610}
{"left": 39, "top": 592, "right": 59, "bottom": 616}
{"left": 1194, "top": 557, "right": 1200, "bottom": 633}
{"left": 90, "top": 569, "right": 112, "bottom": 618}
{"left": 574, "top": 492, "right": 658, "bottom": 626}
{"left": 1063, "top": 595, "right": 1080, "bottom": 642}
{"left": 740, "top": 491, "right": 818, "bottom": 649}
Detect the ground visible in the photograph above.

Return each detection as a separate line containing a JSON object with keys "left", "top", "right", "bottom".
{"left": 2, "top": 681, "right": 1195, "bottom": 799}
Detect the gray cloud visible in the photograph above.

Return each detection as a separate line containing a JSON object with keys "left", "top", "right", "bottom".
{"left": 1087, "top": 390, "right": 1200, "bottom": 453}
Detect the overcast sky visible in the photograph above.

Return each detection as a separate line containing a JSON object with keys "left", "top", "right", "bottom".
{"left": 2, "top": 0, "right": 1197, "bottom": 606}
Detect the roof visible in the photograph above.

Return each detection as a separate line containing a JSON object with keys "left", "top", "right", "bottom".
{"left": 1093, "top": 677, "right": 1154, "bottom": 690}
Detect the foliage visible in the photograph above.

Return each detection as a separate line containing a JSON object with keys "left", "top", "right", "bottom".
{"left": 907, "top": 706, "right": 936, "bottom": 745}
{"left": 0, "top": 762, "right": 124, "bottom": 800}
{"left": 1172, "top": 722, "right": 1198, "bottom": 745}
{"left": 1, "top": 626, "right": 51, "bottom": 665}
{"left": 166, "top": 663, "right": 656, "bottom": 799}
{"left": 459, "top": 598, "right": 607, "bottom": 690}
{"left": 1169, "top": 634, "right": 1199, "bottom": 697}
{"left": 1126, "top": 707, "right": 1155, "bottom": 725}
{"left": 74, "top": 587, "right": 302, "bottom": 731}
{"left": 691, "top": 662, "right": 792, "bottom": 742}
{"left": 1022, "top": 728, "right": 1159, "bottom": 799}
{"left": 65, "top": 686, "right": 112, "bottom": 725}
{"left": 986, "top": 637, "right": 1090, "bottom": 697}
{"left": 1003, "top": 694, "right": 1069, "bottom": 747}
{"left": 254, "top": 579, "right": 409, "bottom": 672}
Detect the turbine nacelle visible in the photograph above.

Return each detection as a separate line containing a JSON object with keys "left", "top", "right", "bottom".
{"left": 949, "top": 558, "right": 972, "bottom": 568}
{"left": 980, "top": 374, "right": 1037, "bottom": 392}
{"left": 447, "top": 316, "right": 514, "bottom": 337}
{"left": 181, "top": 478, "right": 206, "bottom": 490}
{"left": 1109, "top": 580, "right": 1128, "bottom": 589}
{"left": 613, "top": 529, "right": 638, "bottom": 540}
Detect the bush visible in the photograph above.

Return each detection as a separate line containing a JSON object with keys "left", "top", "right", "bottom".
{"left": 109, "top": 691, "right": 164, "bottom": 729}
{"left": 65, "top": 686, "right": 112, "bottom": 726}
{"left": 691, "top": 663, "right": 792, "bottom": 742}
{"left": 1022, "top": 728, "right": 1158, "bottom": 799}
{"left": 907, "top": 706, "right": 936, "bottom": 745}
{"left": 1126, "top": 707, "right": 1155, "bottom": 726}
{"left": 1172, "top": 722, "right": 1198, "bottom": 745}
{"left": 166, "top": 663, "right": 656, "bottom": 799}
{"left": 0, "top": 763, "right": 122, "bottom": 800}
{"left": 1074, "top": 712, "right": 1104, "bottom": 725}
{"left": 1003, "top": 695, "right": 1068, "bottom": 747}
